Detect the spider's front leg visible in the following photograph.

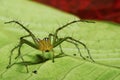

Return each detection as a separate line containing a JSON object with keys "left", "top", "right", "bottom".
{"left": 7, "top": 36, "right": 38, "bottom": 73}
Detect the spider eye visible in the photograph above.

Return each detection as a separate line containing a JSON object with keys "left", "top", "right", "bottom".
{"left": 38, "top": 38, "right": 41, "bottom": 41}
{"left": 44, "top": 37, "right": 49, "bottom": 41}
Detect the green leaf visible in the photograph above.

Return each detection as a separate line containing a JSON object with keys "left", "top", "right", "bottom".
{"left": 0, "top": 0, "right": 120, "bottom": 80}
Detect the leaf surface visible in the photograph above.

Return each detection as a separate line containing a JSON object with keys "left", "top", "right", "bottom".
{"left": 0, "top": 0, "right": 120, "bottom": 80}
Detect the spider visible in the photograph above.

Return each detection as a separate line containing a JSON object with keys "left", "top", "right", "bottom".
{"left": 4, "top": 20, "right": 95, "bottom": 73}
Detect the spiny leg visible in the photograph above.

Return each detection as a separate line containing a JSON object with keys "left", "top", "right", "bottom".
{"left": 55, "top": 20, "right": 95, "bottom": 35}
{"left": 16, "top": 38, "right": 38, "bottom": 68}
{"left": 51, "top": 20, "right": 95, "bottom": 55}
{"left": 7, "top": 35, "right": 30, "bottom": 68}
{"left": 15, "top": 35, "right": 31, "bottom": 59}
{"left": 48, "top": 34, "right": 54, "bottom": 62}
{"left": 7, "top": 38, "right": 38, "bottom": 72}
{"left": 5, "top": 20, "right": 39, "bottom": 59}
{"left": 51, "top": 49, "right": 54, "bottom": 62}
{"left": 67, "top": 37, "right": 94, "bottom": 62}
{"left": 49, "top": 33, "right": 64, "bottom": 55}
{"left": 53, "top": 20, "right": 95, "bottom": 44}
{"left": 50, "top": 34, "right": 85, "bottom": 60}
{"left": 65, "top": 37, "right": 95, "bottom": 62}
{"left": 58, "top": 44, "right": 64, "bottom": 54}
{"left": 9, "top": 44, "right": 20, "bottom": 65}
{"left": 5, "top": 20, "right": 40, "bottom": 68}
{"left": 65, "top": 40, "right": 86, "bottom": 60}
{"left": 15, "top": 35, "right": 38, "bottom": 59}
{"left": 4, "top": 20, "right": 39, "bottom": 46}
{"left": 54, "top": 37, "right": 95, "bottom": 62}
{"left": 7, "top": 41, "right": 29, "bottom": 72}
{"left": 18, "top": 44, "right": 29, "bottom": 73}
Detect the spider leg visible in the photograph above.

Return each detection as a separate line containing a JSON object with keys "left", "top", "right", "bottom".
{"left": 15, "top": 38, "right": 38, "bottom": 59}
{"left": 58, "top": 44, "right": 64, "bottom": 54}
{"left": 18, "top": 45, "right": 29, "bottom": 73}
{"left": 66, "top": 37, "right": 95, "bottom": 62}
{"left": 48, "top": 34, "right": 54, "bottom": 62}
{"left": 5, "top": 20, "right": 40, "bottom": 66}
{"left": 53, "top": 20, "right": 95, "bottom": 44}
{"left": 65, "top": 40, "right": 86, "bottom": 60}
{"left": 9, "top": 44, "right": 20, "bottom": 65}
{"left": 52, "top": 20, "right": 95, "bottom": 55}
{"left": 49, "top": 33, "right": 64, "bottom": 54}
{"left": 15, "top": 35, "right": 38, "bottom": 59}
{"left": 7, "top": 41, "right": 29, "bottom": 73}
{"left": 8, "top": 35, "right": 30, "bottom": 68}
{"left": 4, "top": 20, "right": 39, "bottom": 46}
{"left": 7, "top": 38, "right": 38, "bottom": 73}
{"left": 53, "top": 37, "right": 95, "bottom": 62}
{"left": 41, "top": 51, "right": 46, "bottom": 62}
{"left": 49, "top": 34, "right": 83, "bottom": 58}
{"left": 51, "top": 49, "right": 54, "bottom": 62}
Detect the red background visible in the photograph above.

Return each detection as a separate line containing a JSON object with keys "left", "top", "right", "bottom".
{"left": 34, "top": 0, "right": 120, "bottom": 23}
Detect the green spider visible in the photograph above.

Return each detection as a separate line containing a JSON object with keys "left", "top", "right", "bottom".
{"left": 4, "top": 20, "right": 95, "bottom": 73}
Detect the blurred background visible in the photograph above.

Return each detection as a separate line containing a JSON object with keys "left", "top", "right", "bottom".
{"left": 34, "top": 0, "right": 120, "bottom": 23}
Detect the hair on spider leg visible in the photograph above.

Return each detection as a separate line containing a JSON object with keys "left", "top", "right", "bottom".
{"left": 4, "top": 19, "right": 95, "bottom": 73}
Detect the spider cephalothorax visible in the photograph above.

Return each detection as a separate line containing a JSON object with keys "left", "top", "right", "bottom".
{"left": 38, "top": 38, "right": 53, "bottom": 52}
{"left": 5, "top": 20, "right": 95, "bottom": 72}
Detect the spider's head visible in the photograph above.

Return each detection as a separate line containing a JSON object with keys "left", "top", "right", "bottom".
{"left": 38, "top": 37, "right": 49, "bottom": 41}
{"left": 44, "top": 37, "right": 51, "bottom": 52}
{"left": 38, "top": 37, "right": 53, "bottom": 52}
